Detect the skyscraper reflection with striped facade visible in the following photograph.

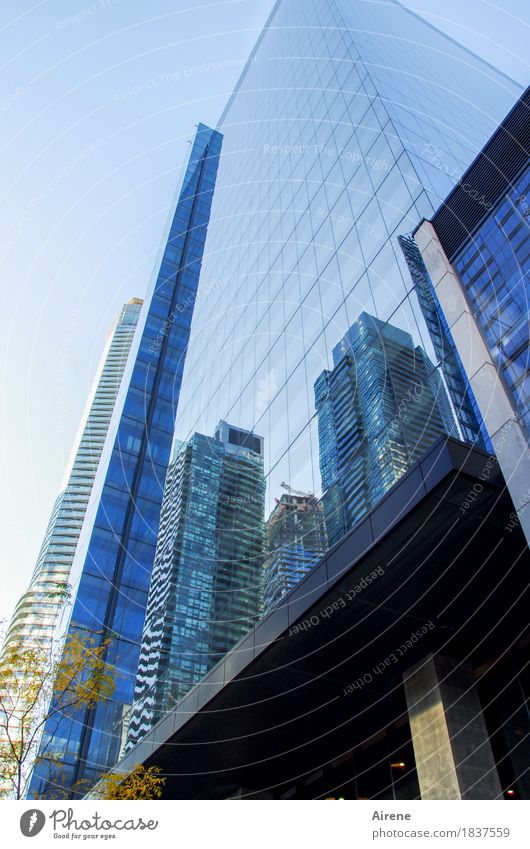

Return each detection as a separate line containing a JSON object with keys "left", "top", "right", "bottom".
{"left": 127, "top": 421, "right": 265, "bottom": 747}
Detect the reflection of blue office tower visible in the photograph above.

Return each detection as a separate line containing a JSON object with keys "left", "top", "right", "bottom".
{"left": 29, "top": 125, "right": 222, "bottom": 799}
{"left": 399, "top": 234, "right": 491, "bottom": 449}
{"left": 315, "top": 313, "right": 456, "bottom": 546}
{"left": 127, "top": 421, "right": 265, "bottom": 747}
{"left": 263, "top": 492, "right": 327, "bottom": 614}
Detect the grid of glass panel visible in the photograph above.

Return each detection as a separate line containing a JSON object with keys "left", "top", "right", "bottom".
{"left": 175, "top": 0, "right": 519, "bottom": 515}
{"left": 453, "top": 162, "right": 530, "bottom": 437}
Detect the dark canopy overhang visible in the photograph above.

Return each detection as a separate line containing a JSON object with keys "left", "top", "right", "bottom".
{"left": 108, "top": 438, "right": 530, "bottom": 798}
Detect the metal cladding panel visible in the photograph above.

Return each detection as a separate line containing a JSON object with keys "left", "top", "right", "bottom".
{"left": 429, "top": 87, "right": 530, "bottom": 260}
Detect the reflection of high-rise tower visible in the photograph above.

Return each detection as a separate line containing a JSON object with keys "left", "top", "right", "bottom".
{"left": 398, "top": 234, "right": 491, "bottom": 449}
{"left": 263, "top": 493, "right": 327, "bottom": 614}
{"left": 127, "top": 421, "right": 265, "bottom": 748}
{"left": 315, "top": 312, "right": 456, "bottom": 546}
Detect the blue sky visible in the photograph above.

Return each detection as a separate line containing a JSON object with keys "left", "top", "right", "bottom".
{"left": 0, "top": 0, "right": 528, "bottom": 628}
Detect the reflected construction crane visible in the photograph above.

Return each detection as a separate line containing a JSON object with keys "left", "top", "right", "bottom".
{"left": 280, "top": 482, "right": 315, "bottom": 498}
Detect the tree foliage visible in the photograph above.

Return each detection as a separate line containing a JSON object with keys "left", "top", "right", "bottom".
{"left": 99, "top": 764, "right": 166, "bottom": 800}
{"left": 0, "top": 632, "right": 114, "bottom": 799}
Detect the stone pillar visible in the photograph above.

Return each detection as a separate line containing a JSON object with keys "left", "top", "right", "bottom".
{"left": 403, "top": 654, "right": 501, "bottom": 799}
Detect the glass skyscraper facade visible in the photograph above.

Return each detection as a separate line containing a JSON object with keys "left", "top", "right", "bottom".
{"left": 452, "top": 164, "right": 530, "bottom": 439}
{"left": 29, "top": 124, "right": 222, "bottom": 798}
{"left": 169, "top": 0, "right": 519, "bottom": 568}
{"left": 127, "top": 421, "right": 265, "bottom": 747}
{"left": 263, "top": 492, "right": 327, "bottom": 615}
{"left": 315, "top": 312, "right": 455, "bottom": 546}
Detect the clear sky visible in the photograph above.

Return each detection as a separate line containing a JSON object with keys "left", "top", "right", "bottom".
{"left": 0, "top": 0, "right": 528, "bottom": 630}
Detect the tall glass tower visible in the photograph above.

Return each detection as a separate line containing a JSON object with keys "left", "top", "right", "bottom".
{"left": 127, "top": 421, "right": 265, "bottom": 747}
{"left": 169, "top": 0, "right": 520, "bottom": 576}
{"left": 1, "top": 300, "right": 142, "bottom": 657}
{"left": 315, "top": 312, "right": 455, "bottom": 546}
{"left": 29, "top": 125, "right": 222, "bottom": 798}
{"left": 398, "top": 234, "right": 492, "bottom": 449}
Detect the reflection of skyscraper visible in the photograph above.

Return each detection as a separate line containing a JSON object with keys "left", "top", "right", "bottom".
{"left": 398, "top": 234, "right": 490, "bottom": 449}
{"left": 263, "top": 492, "right": 327, "bottom": 614}
{"left": 29, "top": 124, "right": 222, "bottom": 798}
{"left": 127, "top": 421, "right": 265, "bottom": 747}
{"left": 315, "top": 312, "right": 455, "bottom": 546}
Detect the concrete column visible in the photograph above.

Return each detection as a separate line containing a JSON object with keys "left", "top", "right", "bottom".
{"left": 403, "top": 654, "right": 501, "bottom": 800}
